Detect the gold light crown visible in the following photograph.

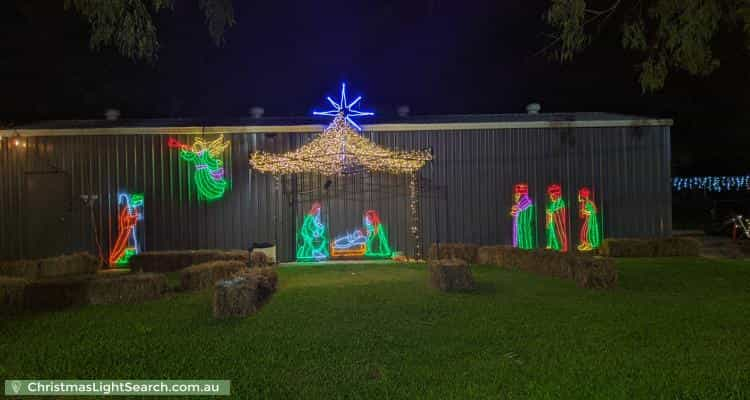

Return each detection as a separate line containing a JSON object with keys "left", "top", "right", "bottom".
{"left": 250, "top": 113, "right": 432, "bottom": 176}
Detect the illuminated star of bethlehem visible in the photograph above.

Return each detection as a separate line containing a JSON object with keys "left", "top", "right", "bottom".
{"left": 313, "top": 83, "right": 374, "bottom": 131}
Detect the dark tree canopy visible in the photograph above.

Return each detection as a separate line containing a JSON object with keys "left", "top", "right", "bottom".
{"left": 64, "top": 0, "right": 235, "bottom": 62}
{"left": 544, "top": 0, "right": 750, "bottom": 92}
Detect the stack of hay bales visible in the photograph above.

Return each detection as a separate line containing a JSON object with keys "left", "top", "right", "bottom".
{"left": 21, "top": 275, "right": 94, "bottom": 311}
{"left": 428, "top": 243, "right": 479, "bottom": 263}
{"left": 428, "top": 258, "right": 475, "bottom": 292}
{"left": 86, "top": 273, "right": 168, "bottom": 305}
{"left": 476, "top": 245, "right": 618, "bottom": 289}
{"left": 599, "top": 237, "right": 701, "bottom": 257}
{"left": 129, "top": 250, "right": 248, "bottom": 273}
{"left": 0, "top": 253, "right": 175, "bottom": 313}
{"left": 213, "top": 267, "right": 278, "bottom": 319}
{"left": 0, "top": 253, "right": 99, "bottom": 280}
{"left": 180, "top": 261, "right": 247, "bottom": 291}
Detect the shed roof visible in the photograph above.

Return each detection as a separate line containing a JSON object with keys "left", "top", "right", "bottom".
{"left": 0, "top": 112, "right": 672, "bottom": 137}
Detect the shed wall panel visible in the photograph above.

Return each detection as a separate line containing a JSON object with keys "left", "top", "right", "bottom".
{"left": 0, "top": 125, "right": 671, "bottom": 261}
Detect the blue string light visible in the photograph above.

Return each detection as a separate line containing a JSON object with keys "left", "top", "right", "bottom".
{"left": 672, "top": 175, "right": 750, "bottom": 192}
{"left": 313, "top": 83, "right": 374, "bottom": 131}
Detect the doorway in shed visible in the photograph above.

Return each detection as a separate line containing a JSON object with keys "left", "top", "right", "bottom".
{"left": 23, "top": 171, "right": 71, "bottom": 258}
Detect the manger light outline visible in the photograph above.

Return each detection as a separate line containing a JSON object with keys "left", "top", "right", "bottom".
{"left": 313, "top": 83, "right": 374, "bottom": 131}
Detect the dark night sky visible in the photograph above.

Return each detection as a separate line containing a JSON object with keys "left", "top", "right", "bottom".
{"left": 1, "top": 0, "right": 748, "bottom": 174}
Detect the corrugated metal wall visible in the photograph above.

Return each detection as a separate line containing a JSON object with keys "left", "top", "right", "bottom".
{"left": 0, "top": 125, "right": 671, "bottom": 261}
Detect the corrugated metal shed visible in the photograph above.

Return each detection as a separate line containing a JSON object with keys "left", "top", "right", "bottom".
{"left": 0, "top": 113, "right": 672, "bottom": 261}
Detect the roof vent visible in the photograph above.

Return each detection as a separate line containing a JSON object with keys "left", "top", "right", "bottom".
{"left": 526, "top": 103, "right": 541, "bottom": 114}
{"left": 397, "top": 105, "right": 410, "bottom": 117}
{"left": 250, "top": 107, "right": 265, "bottom": 119}
{"left": 104, "top": 109, "right": 121, "bottom": 121}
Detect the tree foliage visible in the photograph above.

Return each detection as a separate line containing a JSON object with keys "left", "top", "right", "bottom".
{"left": 64, "top": 0, "right": 235, "bottom": 63}
{"left": 544, "top": 0, "right": 750, "bottom": 92}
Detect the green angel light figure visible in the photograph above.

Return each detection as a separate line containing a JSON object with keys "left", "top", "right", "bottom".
{"left": 168, "top": 135, "right": 230, "bottom": 201}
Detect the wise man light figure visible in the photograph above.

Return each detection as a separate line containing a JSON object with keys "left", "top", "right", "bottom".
{"left": 545, "top": 184, "right": 569, "bottom": 252}
{"left": 510, "top": 183, "right": 535, "bottom": 249}
{"left": 297, "top": 201, "right": 329, "bottom": 261}
{"left": 364, "top": 210, "right": 392, "bottom": 257}
{"left": 577, "top": 187, "right": 602, "bottom": 251}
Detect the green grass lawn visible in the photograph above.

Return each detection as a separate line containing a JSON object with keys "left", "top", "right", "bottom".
{"left": 2, "top": 258, "right": 750, "bottom": 399}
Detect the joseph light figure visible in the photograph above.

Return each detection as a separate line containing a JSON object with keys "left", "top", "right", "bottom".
{"left": 297, "top": 202, "right": 330, "bottom": 261}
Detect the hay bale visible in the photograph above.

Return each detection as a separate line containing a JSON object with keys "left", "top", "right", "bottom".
{"left": 38, "top": 253, "right": 99, "bottom": 278}
{"left": 0, "top": 259, "right": 37, "bottom": 279}
{"left": 250, "top": 251, "right": 270, "bottom": 268}
{"left": 180, "top": 260, "right": 246, "bottom": 291}
{"left": 243, "top": 267, "right": 278, "bottom": 305}
{"left": 0, "top": 277, "right": 28, "bottom": 314}
{"left": 654, "top": 237, "right": 701, "bottom": 257}
{"left": 428, "top": 258, "right": 475, "bottom": 292}
{"left": 572, "top": 257, "right": 618, "bottom": 289}
{"left": 600, "top": 238, "right": 700, "bottom": 257}
{"left": 130, "top": 250, "right": 248, "bottom": 273}
{"left": 22, "top": 275, "right": 93, "bottom": 311}
{"left": 0, "top": 253, "right": 98, "bottom": 280}
{"left": 476, "top": 245, "right": 618, "bottom": 290}
{"left": 477, "top": 246, "right": 502, "bottom": 265}
{"left": 599, "top": 239, "right": 655, "bottom": 257}
{"left": 212, "top": 267, "right": 279, "bottom": 319}
{"left": 428, "top": 243, "right": 479, "bottom": 263}
{"left": 87, "top": 273, "right": 168, "bottom": 305}
{"left": 213, "top": 277, "right": 256, "bottom": 318}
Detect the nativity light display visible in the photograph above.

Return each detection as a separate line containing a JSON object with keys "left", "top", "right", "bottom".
{"left": 510, "top": 183, "right": 535, "bottom": 250}
{"left": 545, "top": 184, "right": 569, "bottom": 252}
{"left": 577, "top": 187, "right": 601, "bottom": 251}
{"left": 168, "top": 135, "right": 230, "bottom": 201}
{"left": 109, "top": 193, "right": 144, "bottom": 266}
{"left": 250, "top": 83, "right": 432, "bottom": 176}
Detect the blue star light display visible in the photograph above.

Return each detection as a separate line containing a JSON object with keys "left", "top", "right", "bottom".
{"left": 313, "top": 83, "right": 374, "bottom": 131}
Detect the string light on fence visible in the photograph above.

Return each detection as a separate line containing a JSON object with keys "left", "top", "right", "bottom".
{"left": 672, "top": 176, "right": 750, "bottom": 192}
